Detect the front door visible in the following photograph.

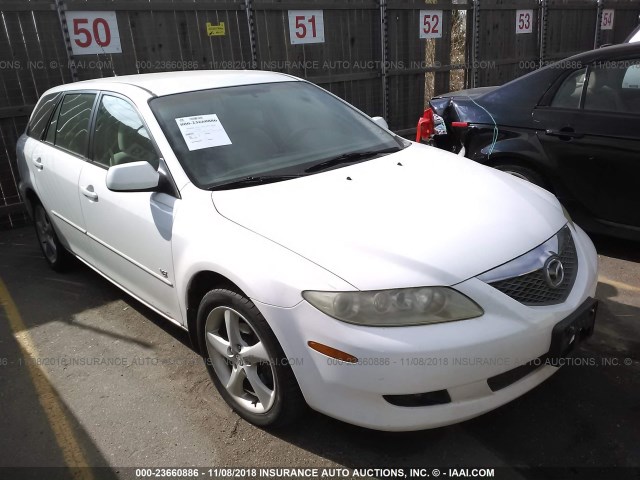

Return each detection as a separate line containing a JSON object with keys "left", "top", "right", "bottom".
{"left": 533, "top": 61, "right": 640, "bottom": 227}
{"left": 79, "top": 94, "right": 181, "bottom": 322}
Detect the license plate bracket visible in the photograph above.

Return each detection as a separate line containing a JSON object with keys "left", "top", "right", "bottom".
{"left": 548, "top": 298, "right": 598, "bottom": 360}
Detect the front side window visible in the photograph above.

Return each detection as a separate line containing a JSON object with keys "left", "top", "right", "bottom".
{"left": 27, "top": 92, "right": 61, "bottom": 139}
{"left": 92, "top": 95, "right": 157, "bottom": 169}
{"left": 52, "top": 93, "right": 96, "bottom": 156}
{"left": 551, "top": 68, "right": 587, "bottom": 109}
{"left": 150, "top": 81, "right": 402, "bottom": 189}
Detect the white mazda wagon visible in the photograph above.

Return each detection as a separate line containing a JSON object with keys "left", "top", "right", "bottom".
{"left": 17, "top": 71, "right": 598, "bottom": 431}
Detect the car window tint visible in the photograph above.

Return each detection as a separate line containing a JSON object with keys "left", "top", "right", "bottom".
{"left": 584, "top": 61, "right": 640, "bottom": 113}
{"left": 92, "top": 95, "right": 158, "bottom": 169}
{"left": 27, "top": 93, "right": 61, "bottom": 139}
{"left": 551, "top": 68, "right": 586, "bottom": 109}
{"left": 53, "top": 93, "right": 96, "bottom": 156}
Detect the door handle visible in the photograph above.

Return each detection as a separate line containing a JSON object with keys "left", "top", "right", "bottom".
{"left": 545, "top": 127, "right": 584, "bottom": 140}
{"left": 80, "top": 185, "right": 98, "bottom": 201}
{"left": 32, "top": 157, "right": 43, "bottom": 170}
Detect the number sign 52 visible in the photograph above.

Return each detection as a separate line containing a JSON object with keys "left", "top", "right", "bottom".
{"left": 66, "top": 11, "right": 122, "bottom": 55}
{"left": 420, "top": 10, "right": 443, "bottom": 39}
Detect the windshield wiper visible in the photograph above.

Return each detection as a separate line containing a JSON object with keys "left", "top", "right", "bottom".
{"left": 209, "top": 174, "right": 302, "bottom": 191}
{"left": 304, "top": 147, "right": 401, "bottom": 173}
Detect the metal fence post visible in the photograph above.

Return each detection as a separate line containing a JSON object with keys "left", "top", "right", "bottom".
{"left": 471, "top": 0, "right": 479, "bottom": 88}
{"left": 379, "top": 0, "right": 388, "bottom": 120}
{"left": 539, "top": 0, "right": 548, "bottom": 67}
{"left": 53, "top": 0, "right": 78, "bottom": 82}
{"left": 244, "top": 0, "right": 258, "bottom": 69}
{"left": 594, "top": 0, "right": 603, "bottom": 49}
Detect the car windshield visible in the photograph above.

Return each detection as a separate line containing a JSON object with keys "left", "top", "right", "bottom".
{"left": 149, "top": 81, "right": 403, "bottom": 189}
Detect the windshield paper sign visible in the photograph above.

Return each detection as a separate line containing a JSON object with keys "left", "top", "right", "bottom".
{"left": 175, "top": 114, "right": 232, "bottom": 151}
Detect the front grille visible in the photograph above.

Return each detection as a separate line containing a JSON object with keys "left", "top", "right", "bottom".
{"left": 488, "top": 227, "right": 578, "bottom": 306}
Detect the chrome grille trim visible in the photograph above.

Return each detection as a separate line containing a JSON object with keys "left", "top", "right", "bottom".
{"left": 481, "top": 226, "right": 578, "bottom": 306}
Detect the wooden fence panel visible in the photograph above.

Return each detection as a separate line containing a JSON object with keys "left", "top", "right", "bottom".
{"left": 386, "top": 1, "right": 471, "bottom": 133}
{"left": 63, "top": 0, "right": 252, "bottom": 79}
{"left": 600, "top": 0, "right": 640, "bottom": 45}
{"left": 0, "top": 0, "right": 68, "bottom": 226}
{"left": 546, "top": 0, "right": 598, "bottom": 61}
{"left": 0, "top": 0, "right": 637, "bottom": 227}
{"left": 252, "top": 0, "right": 384, "bottom": 120}
{"left": 476, "top": 0, "right": 540, "bottom": 87}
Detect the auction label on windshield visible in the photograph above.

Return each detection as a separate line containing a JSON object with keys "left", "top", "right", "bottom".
{"left": 175, "top": 114, "right": 232, "bottom": 151}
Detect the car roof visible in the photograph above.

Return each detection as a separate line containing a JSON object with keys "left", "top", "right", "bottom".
{"left": 46, "top": 70, "right": 299, "bottom": 97}
{"left": 568, "top": 42, "right": 640, "bottom": 62}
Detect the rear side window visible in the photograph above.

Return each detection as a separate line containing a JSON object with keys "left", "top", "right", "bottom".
{"left": 584, "top": 60, "right": 640, "bottom": 113}
{"left": 27, "top": 93, "right": 61, "bottom": 139}
{"left": 51, "top": 93, "right": 96, "bottom": 156}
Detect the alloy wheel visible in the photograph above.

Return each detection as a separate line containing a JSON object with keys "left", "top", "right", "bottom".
{"left": 204, "top": 306, "right": 276, "bottom": 414}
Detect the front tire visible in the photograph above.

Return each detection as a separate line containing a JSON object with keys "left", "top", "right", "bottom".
{"left": 33, "top": 201, "right": 70, "bottom": 272}
{"left": 197, "top": 289, "right": 305, "bottom": 427}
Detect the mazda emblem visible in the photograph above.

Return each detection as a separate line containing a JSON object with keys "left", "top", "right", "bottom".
{"left": 544, "top": 255, "right": 565, "bottom": 288}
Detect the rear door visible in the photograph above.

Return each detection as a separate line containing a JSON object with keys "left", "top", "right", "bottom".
{"left": 33, "top": 92, "right": 96, "bottom": 259}
{"left": 532, "top": 60, "right": 640, "bottom": 227}
{"left": 78, "top": 92, "right": 181, "bottom": 322}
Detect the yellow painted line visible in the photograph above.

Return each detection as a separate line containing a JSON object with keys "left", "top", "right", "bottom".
{"left": 598, "top": 276, "right": 640, "bottom": 294}
{"left": 0, "top": 279, "right": 93, "bottom": 480}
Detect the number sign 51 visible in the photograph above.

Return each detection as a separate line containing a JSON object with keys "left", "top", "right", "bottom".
{"left": 420, "top": 10, "right": 443, "bottom": 39}
{"left": 288, "top": 10, "right": 325, "bottom": 45}
{"left": 66, "top": 11, "right": 122, "bottom": 55}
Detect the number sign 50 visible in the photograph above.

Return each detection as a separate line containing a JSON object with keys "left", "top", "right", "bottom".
{"left": 420, "top": 10, "right": 443, "bottom": 39}
{"left": 65, "top": 11, "right": 122, "bottom": 55}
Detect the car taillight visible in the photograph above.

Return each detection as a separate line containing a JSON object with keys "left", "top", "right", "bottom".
{"left": 416, "top": 108, "right": 435, "bottom": 142}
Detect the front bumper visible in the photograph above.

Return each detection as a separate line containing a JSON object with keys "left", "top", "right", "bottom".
{"left": 256, "top": 224, "right": 598, "bottom": 431}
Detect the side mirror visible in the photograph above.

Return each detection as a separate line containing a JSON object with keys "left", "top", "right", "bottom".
{"left": 371, "top": 116, "right": 389, "bottom": 130}
{"left": 106, "top": 161, "right": 160, "bottom": 192}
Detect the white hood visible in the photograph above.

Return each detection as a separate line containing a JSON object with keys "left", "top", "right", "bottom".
{"left": 211, "top": 143, "right": 567, "bottom": 290}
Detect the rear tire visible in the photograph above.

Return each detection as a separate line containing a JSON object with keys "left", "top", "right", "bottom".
{"left": 197, "top": 288, "right": 306, "bottom": 428}
{"left": 494, "top": 164, "right": 547, "bottom": 190}
{"left": 33, "top": 201, "right": 71, "bottom": 272}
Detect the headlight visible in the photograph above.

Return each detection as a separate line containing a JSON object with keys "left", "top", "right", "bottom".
{"left": 302, "top": 287, "right": 483, "bottom": 327}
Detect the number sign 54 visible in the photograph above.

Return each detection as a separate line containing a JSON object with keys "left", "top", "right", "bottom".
{"left": 420, "top": 10, "right": 443, "bottom": 39}
{"left": 66, "top": 11, "right": 122, "bottom": 55}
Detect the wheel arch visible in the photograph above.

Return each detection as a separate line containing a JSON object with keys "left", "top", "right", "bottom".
{"left": 23, "top": 187, "right": 40, "bottom": 218}
{"left": 185, "top": 270, "right": 245, "bottom": 354}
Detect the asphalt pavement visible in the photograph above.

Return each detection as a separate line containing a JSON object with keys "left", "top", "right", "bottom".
{"left": 0, "top": 226, "right": 638, "bottom": 480}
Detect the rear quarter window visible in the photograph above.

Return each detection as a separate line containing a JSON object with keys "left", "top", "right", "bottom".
{"left": 27, "top": 92, "right": 61, "bottom": 140}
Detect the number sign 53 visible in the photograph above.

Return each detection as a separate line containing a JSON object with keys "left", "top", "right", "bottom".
{"left": 66, "top": 11, "right": 122, "bottom": 55}
{"left": 516, "top": 10, "right": 533, "bottom": 34}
